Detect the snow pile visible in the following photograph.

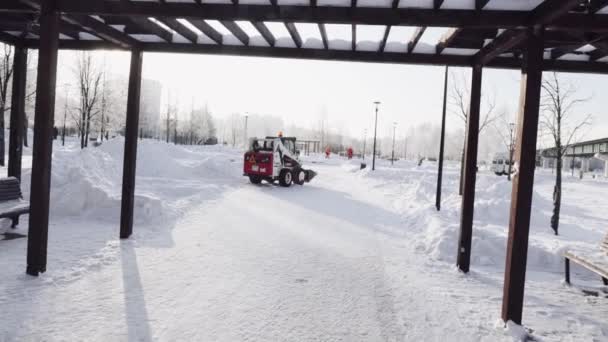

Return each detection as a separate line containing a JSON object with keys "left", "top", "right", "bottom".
{"left": 347, "top": 158, "right": 604, "bottom": 274}
{"left": 20, "top": 138, "right": 243, "bottom": 225}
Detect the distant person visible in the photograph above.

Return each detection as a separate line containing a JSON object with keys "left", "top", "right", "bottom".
{"left": 325, "top": 146, "right": 331, "bottom": 159}
{"left": 53, "top": 126, "right": 58, "bottom": 140}
{"left": 347, "top": 147, "right": 353, "bottom": 159}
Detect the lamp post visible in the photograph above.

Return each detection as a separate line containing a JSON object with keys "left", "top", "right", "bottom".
{"left": 362, "top": 129, "right": 367, "bottom": 160}
{"left": 391, "top": 122, "right": 397, "bottom": 166}
{"left": 372, "top": 101, "right": 380, "bottom": 171}
{"left": 508, "top": 122, "right": 515, "bottom": 180}
{"left": 244, "top": 113, "right": 249, "bottom": 149}
{"left": 61, "top": 83, "right": 70, "bottom": 146}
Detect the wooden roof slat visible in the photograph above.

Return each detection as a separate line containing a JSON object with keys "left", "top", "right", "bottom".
{"left": 221, "top": 20, "right": 249, "bottom": 45}
{"left": 436, "top": 28, "right": 462, "bottom": 54}
{"left": 378, "top": 26, "right": 390, "bottom": 53}
{"left": 252, "top": 21, "right": 275, "bottom": 47}
{"left": 62, "top": 15, "right": 138, "bottom": 48}
{"left": 188, "top": 18, "right": 223, "bottom": 44}
{"left": 128, "top": 17, "right": 173, "bottom": 42}
{"left": 285, "top": 22, "right": 302, "bottom": 48}
{"left": 351, "top": 24, "right": 356, "bottom": 51}
{"left": 476, "top": 0, "right": 490, "bottom": 11}
{"left": 318, "top": 23, "right": 328, "bottom": 49}
{"left": 157, "top": 17, "right": 198, "bottom": 43}
{"left": 407, "top": 27, "right": 425, "bottom": 53}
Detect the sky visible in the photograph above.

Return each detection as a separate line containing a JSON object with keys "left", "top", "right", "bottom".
{"left": 55, "top": 49, "right": 608, "bottom": 144}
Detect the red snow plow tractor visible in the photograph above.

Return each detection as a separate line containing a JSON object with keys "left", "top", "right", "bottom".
{"left": 243, "top": 136, "right": 317, "bottom": 187}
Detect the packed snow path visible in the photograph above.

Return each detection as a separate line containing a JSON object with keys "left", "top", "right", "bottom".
{"left": 1, "top": 144, "right": 607, "bottom": 341}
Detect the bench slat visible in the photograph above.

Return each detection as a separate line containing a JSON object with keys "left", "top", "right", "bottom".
{"left": 564, "top": 250, "right": 608, "bottom": 279}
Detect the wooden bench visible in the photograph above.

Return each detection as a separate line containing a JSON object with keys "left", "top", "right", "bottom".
{"left": 564, "top": 232, "right": 608, "bottom": 286}
{"left": 0, "top": 177, "right": 29, "bottom": 228}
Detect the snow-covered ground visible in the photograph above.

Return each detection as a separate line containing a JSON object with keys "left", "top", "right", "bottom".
{"left": 0, "top": 138, "right": 607, "bottom": 341}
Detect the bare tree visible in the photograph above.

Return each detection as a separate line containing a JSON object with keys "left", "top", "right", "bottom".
{"left": 540, "top": 72, "right": 592, "bottom": 235}
{"left": 74, "top": 52, "right": 103, "bottom": 149}
{"left": 450, "top": 70, "right": 500, "bottom": 194}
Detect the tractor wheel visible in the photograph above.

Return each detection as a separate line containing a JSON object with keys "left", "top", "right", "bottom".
{"left": 293, "top": 168, "right": 306, "bottom": 185}
{"left": 279, "top": 169, "right": 293, "bottom": 187}
{"left": 249, "top": 175, "right": 262, "bottom": 184}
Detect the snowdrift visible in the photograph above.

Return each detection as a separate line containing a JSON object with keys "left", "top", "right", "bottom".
{"left": 348, "top": 159, "right": 604, "bottom": 274}
{"left": 20, "top": 138, "right": 243, "bottom": 225}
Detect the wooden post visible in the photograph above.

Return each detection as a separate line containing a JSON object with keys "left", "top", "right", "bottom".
{"left": 120, "top": 49, "right": 143, "bottom": 239}
{"left": 501, "top": 27, "right": 543, "bottom": 325}
{"left": 456, "top": 64, "right": 482, "bottom": 273}
{"left": 8, "top": 45, "right": 27, "bottom": 181}
{"left": 436, "top": 65, "right": 448, "bottom": 211}
{"left": 26, "top": 1, "right": 59, "bottom": 276}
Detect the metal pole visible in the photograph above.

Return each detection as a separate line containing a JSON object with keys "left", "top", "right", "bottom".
{"left": 244, "top": 114, "right": 248, "bottom": 149}
{"left": 62, "top": 86, "right": 68, "bottom": 146}
{"left": 391, "top": 123, "right": 396, "bottom": 166}
{"left": 372, "top": 101, "right": 380, "bottom": 171}
{"left": 27, "top": 1, "right": 59, "bottom": 276}
{"left": 436, "top": 65, "right": 448, "bottom": 211}
{"left": 362, "top": 129, "right": 367, "bottom": 160}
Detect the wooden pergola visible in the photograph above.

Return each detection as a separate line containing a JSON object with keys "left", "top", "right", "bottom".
{"left": 2, "top": 0, "right": 607, "bottom": 326}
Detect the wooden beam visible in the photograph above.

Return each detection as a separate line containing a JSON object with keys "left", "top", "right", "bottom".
{"left": 120, "top": 49, "right": 143, "bottom": 239}
{"left": 26, "top": 0, "right": 59, "bottom": 277}
{"left": 157, "top": 17, "right": 197, "bottom": 43}
{"left": 475, "top": 29, "right": 527, "bottom": 65}
{"left": 0, "top": 31, "right": 21, "bottom": 45}
{"left": 407, "top": 27, "right": 425, "bottom": 53}
{"left": 22, "top": 37, "right": 608, "bottom": 74}
{"left": 45, "top": 1, "right": 608, "bottom": 32}
{"left": 590, "top": 42, "right": 608, "bottom": 60}
{"left": 456, "top": 63, "right": 482, "bottom": 274}
{"left": 221, "top": 20, "right": 249, "bottom": 45}
{"left": 252, "top": 21, "right": 275, "bottom": 47}
{"left": 588, "top": 0, "right": 608, "bottom": 14}
{"left": 285, "top": 22, "right": 302, "bottom": 48}
{"left": 475, "top": 0, "right": 591, "bottom": 65}
{"left": 436, "top": 65, "right": 448, "bottom": 211}
{"left": 8, "top": 45, "right": 27, "bottom": 181}
{"left": 502, "top": 27, "right": 544, "bottom": 325}
{"left": 189, "top": 18, "right": 223, "bottom": 44}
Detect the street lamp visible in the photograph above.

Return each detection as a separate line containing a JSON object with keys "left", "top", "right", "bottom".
{"left": 372, "top": 101, "right": 380, "bottom": 171}
{"left": 244, "top": 113, "right": 249, "bottom": 149}
{"left": 508, "top": 122, "right": 515, "bottom": 180}
{"left": 362, "top": 129, "right": 367, "bottom": 160}
{"left": 391, "top": 122, "right": 397, "bottom": 166}
{"left": 61, "top": 83, "right": 70, "bottom": 146}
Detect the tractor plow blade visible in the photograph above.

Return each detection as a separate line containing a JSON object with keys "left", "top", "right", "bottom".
{"left": 305, "top": 169, "right": 318, "bottom": 182}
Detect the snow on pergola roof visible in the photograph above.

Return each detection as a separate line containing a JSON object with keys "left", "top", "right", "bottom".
{"left": 1, "top": 0, "right": 608, "bottom": 73}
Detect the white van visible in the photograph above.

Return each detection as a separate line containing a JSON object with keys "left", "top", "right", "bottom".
{"left": 490, "top": 153, "right": 511, "bottom": 175}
